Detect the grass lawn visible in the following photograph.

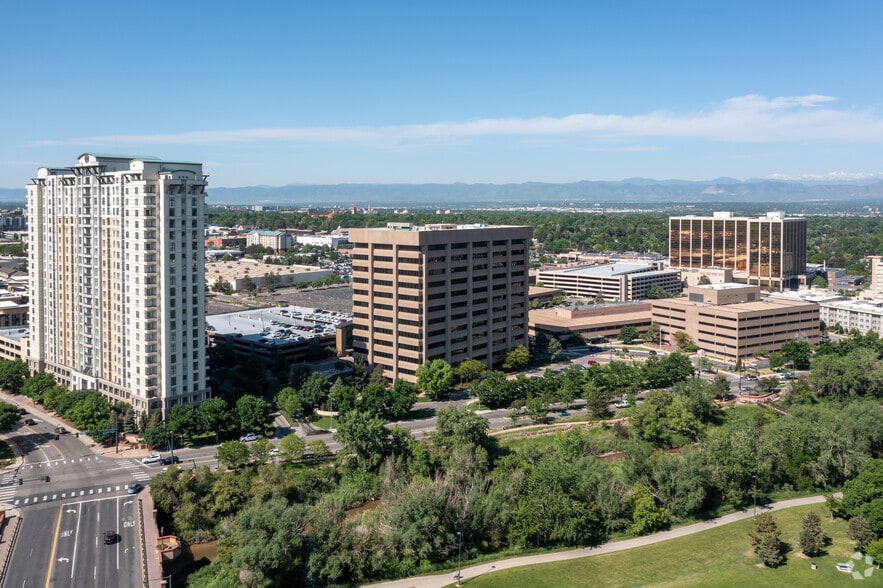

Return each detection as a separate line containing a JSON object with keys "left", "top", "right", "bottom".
{"left": 459, "top": 505, "right": 881, "bottom": 587}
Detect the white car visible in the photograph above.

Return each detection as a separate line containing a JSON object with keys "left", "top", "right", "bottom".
{"left": 141, "top": 453, "right": 162, "bottom": 464}
{"left": 269, "top": 448, "right": 280, "bottom": 456}
{"left": 614, "top": 399, "right": 630, "bottom": 409}
{"left": 239, "top": 432, "right": 260, "bottom": 442}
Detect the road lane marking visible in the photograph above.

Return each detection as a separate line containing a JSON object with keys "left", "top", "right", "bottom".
{"left": 44, "top": 505, "right": 64, "bottom": 588}
{"left": 71, "top": 500, "right": 83, "bottom": 579}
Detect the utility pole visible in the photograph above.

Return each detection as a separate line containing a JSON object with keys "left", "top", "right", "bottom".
{"left": 456, "top": 531, "right": 462, "bottom": 587}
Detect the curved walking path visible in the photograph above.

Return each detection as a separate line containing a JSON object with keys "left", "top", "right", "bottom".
{"left": 366, "top": 495, "right": 828, "bottom": 588}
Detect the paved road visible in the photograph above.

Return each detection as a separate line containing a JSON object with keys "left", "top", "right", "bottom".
{"left": 366, "top": 495, "right": 829, "bottom": 588}
{"left": 0, "top": 396, "right": 152, "bottom": 588}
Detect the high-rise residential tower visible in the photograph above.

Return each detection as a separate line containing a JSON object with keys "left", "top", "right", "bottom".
{"left": 668, "top": 211, "right": 807, "bottom": 291}
{"left": 349, "top": 223, "right": 532, "bottom": 382}
{"left": 27, "top": 154, "right": 208, "bottom": 417}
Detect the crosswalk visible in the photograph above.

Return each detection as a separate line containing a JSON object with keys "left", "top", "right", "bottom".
{"left": 0, "top": 471, "right": 18, "bottom": 503}
{"left": 0, "top": 457, "right": 153, "bottom": 507}
{"left": 12, "top": 484, "right": 142, "bottom": 506}
{"left": 117, "top": 459, "right": 152, "bottom": 482}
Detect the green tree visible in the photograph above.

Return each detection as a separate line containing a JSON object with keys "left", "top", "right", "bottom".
{"left": 167, "top": 404, "right": 197, "bottom": 444}
{"left": 222, "top": 497, "right": 307, "bottom": 585}
{"left": 798, "top": 511, "right": 826, "bottom": 556}
{"left": 299, "top": 372, "right": 330, "bottom": 412}
{"left": 307, "top": 439, "right": 331, "bottom": 458}
{"left": 673, "top": 331, "right": 695, "bottom": 352}
{"left": 547, "top": 338, "right": 563, "bottom": 362}
{"left": 432, "top": 405, "right": 489, "bottom": 450}
{"left": 868, "top": 538, "right": 883, "bottom": 566}
{"left": 235, "top": 395, "right": 271, "bottom": 434}
{"left": 333, "top": 410, "right": 387, "bottom": 469}
{"left": 502, "top": 345, "right": 530, "bottom": 370}
{"left": 250, "top": 437, "right": 273, "bottom": 464}
{"left": 619, "top": 325, "right": 640, "bottom": 344}
{"left": 211, "top": 276, "right": 232, "bottom": 293}
{"left": 278, "top": 433, "right": 306, "bottom": 462}
{"left": 646, "top": 284, "right": 672, "bottom": 299}
{"left": 217, "top": 440, "right": 250, "bottom": 469}
{"left": 198, "top": 397, "right": 230, "bottom": 443}
{"left": 750, "top": 512, "right": 785, "bottom": 567}
{"left": 0, "top": 402, "right": 20, "bottom": 432}
{"left": 781, "top": 339, "right": 812, "bottom": 370}
{"left": 276, "top": 386, "right": 303, "bottom": 418}
{"left": 628, "top": 484, "right": 670, "bottom": 536}
{"left": 455, "top": 358, "right": 488, "bottom": 384}
{"left": 22, "top": 372, "right": 56, "bottom": 400}
{"left": 415, "top": 359, "right": 453, "bottom": 399}
{"left": 0, "top": 360, "right": 28, "bottom": 394}
{"left": 385, "top": 379, "right": 418, "bottom": 420}
{"left": 847, "top": 517, "right": 877, "bottom": 551}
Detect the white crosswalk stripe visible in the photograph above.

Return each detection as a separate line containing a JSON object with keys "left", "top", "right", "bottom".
{"left": 0, "top": 471, "right": 18, "bottom": 503}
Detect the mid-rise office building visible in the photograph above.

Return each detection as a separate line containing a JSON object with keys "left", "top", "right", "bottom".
{"left": 669, "top": 211, "right": 807, "bottom": 291}
{"left": 651, "top": 283, "right": 819, "bottom": 362}
{"left": 537, "top": 262, "right": 682, "bottom": 301}
{"left": 349, "top": 223, "right": 532, "bottom": 382}
{"left": 27, "top": 154, "right": 209, "bottom": 416}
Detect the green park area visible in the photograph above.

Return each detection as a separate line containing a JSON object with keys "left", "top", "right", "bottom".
{"left": 460, "top": 505, "right": 881, "bottom": 587}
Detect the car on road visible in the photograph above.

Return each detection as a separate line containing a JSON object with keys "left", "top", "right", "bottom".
{"left": 557, "top": 411, "right": 570, "bottom": 417}
{"left": 586, "top": 360, "right": 598, "bottom": 366}
{"left": 17, "top": 408, "right": 27, "bottom": 415}
{"left": 127, "top": 483, "right": 143, "bottom": 494}
{"left": 23, "top": 418, "right": 36, "bottom": 426}
{"left": 744, "top": 375, "right": 758, "bottom": 381}
{"left": 160, "top": 455, "right": 180, "bottom": 466}
{"left": 141, "top": 453, "right": 162, "bottom": 464}
{"left": 54, "top": 426, "right": 68, "bottom": 434}
{"left": 239, "top": 432, "right": 260, "bottom": 442}
{"left": 269, "top": 448, "right": 280, "bottom": 456}
{"left": 614, "top": 399, "right": 630, "bottom": 409}
{"left": 103, "top": 530, "right": 117, "bottom": 544}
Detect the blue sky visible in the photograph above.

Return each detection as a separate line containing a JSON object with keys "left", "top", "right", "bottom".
{"left": 2, "top": 0, "right": 882, "bottom": 188}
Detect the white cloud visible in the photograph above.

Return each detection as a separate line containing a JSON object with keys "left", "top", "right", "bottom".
{"left": 31, "top": 94, "right": 883, "bottom": 147}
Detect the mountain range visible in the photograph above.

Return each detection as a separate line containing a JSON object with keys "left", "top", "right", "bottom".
{"left": 2, "top": 178, "right": 882, "bottom": 209}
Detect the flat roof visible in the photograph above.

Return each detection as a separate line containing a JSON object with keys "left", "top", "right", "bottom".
{"left": 206, "top": 305, "right": 351, "bottom": 344}
{"left": 540, "top": 262, "right": 654, "bottom": 277}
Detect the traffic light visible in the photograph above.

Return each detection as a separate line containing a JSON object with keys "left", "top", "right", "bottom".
{"left": 44, "top": 475, "right": 50, "bottom": 483}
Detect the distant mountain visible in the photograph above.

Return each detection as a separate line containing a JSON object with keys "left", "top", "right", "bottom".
{"left": 204, "top": 179, "right": 883, "bottom": 208}
{"left": 0, "top": 188, "right": 25, "bottom": 204}
{"left": 2, "top": 179, "right": 881, "bottom": 210}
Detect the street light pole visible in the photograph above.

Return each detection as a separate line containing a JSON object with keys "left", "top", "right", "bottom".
{"left": 456, "top": 531, "right": 462, "bottom": 587}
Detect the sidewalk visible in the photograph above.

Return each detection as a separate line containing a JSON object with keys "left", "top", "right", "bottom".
{"left": 366, "top": 495, "right": 829, "bottom": 588}
{"left": 138, "top": 488, "right": 167, "bottom": 588}
{"left": 0, "top": 505, "right": 21, "bottom": 585}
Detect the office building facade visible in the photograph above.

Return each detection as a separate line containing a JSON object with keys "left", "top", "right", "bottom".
{"left": 349, "top": 223, "right": 532, "bottom": 382}
{"left": 27, "top": 154, "right": 208, "bottom": 417}
{"left": 669, "top": 211, "right": 807, "bottom": 291}
{"left": 651, "top": 283, "right": 819, "bottom": 362}
{"left": 537, "top": 262, "right": 682, "bottom": 302}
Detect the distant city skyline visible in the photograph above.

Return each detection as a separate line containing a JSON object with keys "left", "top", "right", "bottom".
{"left": 3, "top": 1, "right": 882, "bottom": 189}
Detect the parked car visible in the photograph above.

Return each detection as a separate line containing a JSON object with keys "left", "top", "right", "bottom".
{"left": 160, "top": 455, "right": 180, "bottom": 466}
{"left": 54, "top": 426, "right": 68, "bottom": 434}
{"left": 141, "top": 454, "right": 162, "bottom": 464}
{"left": 614, "top": 399, "right": 630, "bottom": 409}
{"left": 239, "top": 432, "right": 260, "bottom": 442}
{"left": 127, "top": 483, "right": 143, "bottom": 494}
{"left": 24, "top": 418, "right": 36, "bottom": 426}
{"left": 557, "top": 411, "right": 570, "bottom": 417}
{"left": 103, "top": 530, "right": 117, "bottom": 544}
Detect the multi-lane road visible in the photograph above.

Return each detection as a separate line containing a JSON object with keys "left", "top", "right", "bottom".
{"left": 1, "top": 406, "right": 152, "bottom": 588}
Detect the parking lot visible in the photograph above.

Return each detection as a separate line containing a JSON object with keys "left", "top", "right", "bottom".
{"left": 208, "top": 284, "right": 353, "bottom": 315}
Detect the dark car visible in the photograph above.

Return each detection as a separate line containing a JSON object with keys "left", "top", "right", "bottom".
{"left": 24, "top": 418, "right": 36, "bottom": 426}
{"left": 127, "top": 483, "right": 143, "bottom": 494}
{"left": 160, "top": 456, "right": 180, "bottom": 466}
{"left": 103, "top": 530, "right": 116, "bottom": 544}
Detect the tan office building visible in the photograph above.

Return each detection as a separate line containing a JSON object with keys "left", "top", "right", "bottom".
{"left": 651, "top": 283, "right": 819, "bottom": 362}
{"left": 669, "top": 211, "right": 807, "bottom": 291}
{"left": 27, "top": 154, "right": 209, "bottom": 417}
{"left": 349, "top": 223, "right": 532, "bottom": 382}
